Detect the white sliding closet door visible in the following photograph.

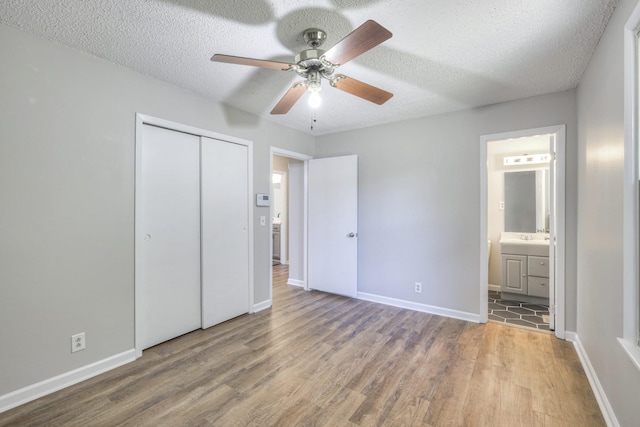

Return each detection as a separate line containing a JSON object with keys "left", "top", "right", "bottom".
{"left": 138, "top": 125, "right": 202, "bottom": 349}
{"left": 201, "top": 137, "right": 250, "bottom": 328}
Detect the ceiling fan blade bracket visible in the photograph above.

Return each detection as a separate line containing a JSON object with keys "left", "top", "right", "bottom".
{"left": 321, "top": 69, "right": 335, "bottom": 80}
{"left": 329, "top": 74, "right": 347, "bottom": 88}
{"left": 320, "top": 56, "right": 338, "bottom": 71}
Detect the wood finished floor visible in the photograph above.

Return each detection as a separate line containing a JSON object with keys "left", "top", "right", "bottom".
{"left": 2, "top": 264, "right": 604, "bottom": 426}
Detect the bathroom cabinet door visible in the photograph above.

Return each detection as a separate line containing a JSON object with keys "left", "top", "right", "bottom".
{"left": 501, "top": 254, "right": 527, "bottom": 295}
{"left": 273, "top": 226, "right": 281, "bottom": 260}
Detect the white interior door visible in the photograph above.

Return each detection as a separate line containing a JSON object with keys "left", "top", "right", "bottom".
{"left": 201, "top": 137, "right": 250, "bottom": 328}
{"left": 138, "top": 125, "right": 202, "bottom": 349}
{"left": 308, "top": 155, "right": 358, "bottom": 297}
{"left": 548, "top": 135, "right": 557, "bottom": 330}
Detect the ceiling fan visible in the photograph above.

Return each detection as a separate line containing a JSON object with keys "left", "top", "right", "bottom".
{"left": 211, "top": 20, "right": 393, "bottom": 114}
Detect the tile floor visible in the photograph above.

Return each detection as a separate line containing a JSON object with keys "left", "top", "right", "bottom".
{"left": 488, "top": 290, "right": 550, "bottom": 330}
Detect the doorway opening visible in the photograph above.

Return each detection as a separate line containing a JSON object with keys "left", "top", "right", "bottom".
{"left": 269, "top": 148, "right": 312, "bottom": 304}
{"left": 272, "top": 170, "right": 287, "bottom": 266}
{"left": 480, "top": 125, "right": 566, "bottom": 339}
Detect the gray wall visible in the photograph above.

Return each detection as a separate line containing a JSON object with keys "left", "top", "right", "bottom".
{"left": 576, "top": 0, "right": 640, "bottom": 425}
{"left": 0, "top": 23, "right": 314, "bottom": 395}
{"left": 316, "top": 90, "right": 578, "bottom": 325}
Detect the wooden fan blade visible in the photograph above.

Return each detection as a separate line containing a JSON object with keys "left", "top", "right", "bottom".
{"left": 211, "top": 54, "right": 293, "bottom": 71}
{"left": 271, "top": 83, "right": 307, "bottom": 114}
{"left": 322, "top": 20, "right": 392, "bottom": 66}
{"left": 332, "top": 75, "right": 393, "bottom": 105}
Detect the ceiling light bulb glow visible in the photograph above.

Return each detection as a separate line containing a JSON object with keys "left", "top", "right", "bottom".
{"left": 308, "top": 91, "right": 321, "bottom": 109}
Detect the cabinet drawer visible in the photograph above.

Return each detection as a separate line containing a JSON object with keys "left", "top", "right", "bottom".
{"left": 528, "top": 256, "right": 549, "bottom": 278}
{"left": 528, "top": 277, "right": 549, "bottom": 298}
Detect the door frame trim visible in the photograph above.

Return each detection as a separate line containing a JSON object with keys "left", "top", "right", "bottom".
{"left": 134, "top": 113, "right": 254, "bottom": 358}
{"left": 269, "top": 148, "right": 313, "bottom": 303}
{"left": 480, "top": 124, "right": 566, "bottom": 339}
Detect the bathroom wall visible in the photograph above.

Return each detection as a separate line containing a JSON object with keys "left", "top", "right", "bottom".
{"left": 273, "top": 155, "right": 290, "bottom": 174}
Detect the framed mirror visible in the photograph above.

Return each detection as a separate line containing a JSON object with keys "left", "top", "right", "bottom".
{"left": 504, "top": 169, "right": 549, "bottom": 232}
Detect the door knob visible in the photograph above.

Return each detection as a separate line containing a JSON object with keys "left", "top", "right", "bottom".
{"left": 347, "top": 232, "right": 356, "bottom": 238}
{"left": 144, "top": 234, "right": 152, "bottom": 241}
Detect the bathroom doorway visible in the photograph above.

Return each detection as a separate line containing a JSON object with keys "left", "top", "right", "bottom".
{"left": 480, "top": 125, "right": 566, "bottom": 338}
{"left": 272, "top": 169, "right": 287, "bottom": 265}
{"left": 269, "top": 148, "right": 312, "bottom": 304}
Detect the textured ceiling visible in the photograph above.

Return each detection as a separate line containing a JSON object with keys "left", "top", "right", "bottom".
{"left": 0, "top": 0, "right": 618, "bottom": 135}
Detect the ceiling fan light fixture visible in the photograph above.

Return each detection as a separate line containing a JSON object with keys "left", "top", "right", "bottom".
{"left": 308, "top": 91, "right": 321, "bottom": 109}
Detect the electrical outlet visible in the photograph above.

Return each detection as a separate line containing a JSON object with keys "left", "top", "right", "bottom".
{"left": 71, "top": 332, "right": 86, "bottom": 353}
{"left": 414, "top": 282, "right": 422, "bottom": 293}
{"left": 499, "top": 201, "right": 505, "bottom": 210}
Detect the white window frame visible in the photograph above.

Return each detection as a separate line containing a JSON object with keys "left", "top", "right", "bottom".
{"left": 620, "top": 2, "right": 640, "bottom": 370}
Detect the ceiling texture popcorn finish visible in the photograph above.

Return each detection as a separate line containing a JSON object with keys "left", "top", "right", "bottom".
{"left": 0, "top": 0, "right": 618, "bottom": 135}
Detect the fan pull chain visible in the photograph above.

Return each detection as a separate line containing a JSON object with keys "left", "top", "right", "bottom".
{"left": 310, "top": 112, "right": 317, "bottom": 131}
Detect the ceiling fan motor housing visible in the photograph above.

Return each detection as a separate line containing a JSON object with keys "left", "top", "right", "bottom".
{"left": 295, "top": 48, "right": 325, "bottom": 68}
{"left": 294, "top": 48, "right": 335, "bottom": 79}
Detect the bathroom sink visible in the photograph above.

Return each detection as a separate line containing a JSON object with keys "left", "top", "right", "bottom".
{"left": 499, "top": 232, "right": 550, "bottom": 256}
{"left": 498, "top": 237, "right": 549, "bottom": 245}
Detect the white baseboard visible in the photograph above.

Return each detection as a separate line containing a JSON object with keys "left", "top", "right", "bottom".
{"left": 488, "top": 284, "right": 501, "bottom": 292}
{"left": 572, "top": 334, "right": 619, "bottom": 427}
{"left": 356, "top": 292, "right": 480, "bottom": 323}
{"left": 253, "top": 299, "right": 272, "bottom": 313}
{"left": 0, "top": 349, "right": 136, "bottom": 414}
{"left": 287, "top": 278, "right": 305, "bottom": 288}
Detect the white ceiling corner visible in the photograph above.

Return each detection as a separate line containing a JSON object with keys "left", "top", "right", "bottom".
{"left": 0, "top": 0, "right": 618, "bottom": 135}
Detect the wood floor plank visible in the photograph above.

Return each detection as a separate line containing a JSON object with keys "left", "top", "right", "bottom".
{"left": 0, "top": 264, "right": 605, "bottom": 426}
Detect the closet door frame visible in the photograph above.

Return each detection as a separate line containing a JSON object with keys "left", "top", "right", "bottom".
{"left": 134, "top": 114, "right": 254, "bottom": 359}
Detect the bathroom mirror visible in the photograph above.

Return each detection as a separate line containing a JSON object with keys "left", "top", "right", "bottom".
{"left": 504, "top": 169, "right": 549, "bottom": 233}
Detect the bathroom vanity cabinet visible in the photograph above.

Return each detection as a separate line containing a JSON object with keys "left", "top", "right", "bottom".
{"left": 500, "top": 240, "right": 549, "bottom": 303}
{"left": 273, "top": 223, "right": 281, "bottom": 261}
